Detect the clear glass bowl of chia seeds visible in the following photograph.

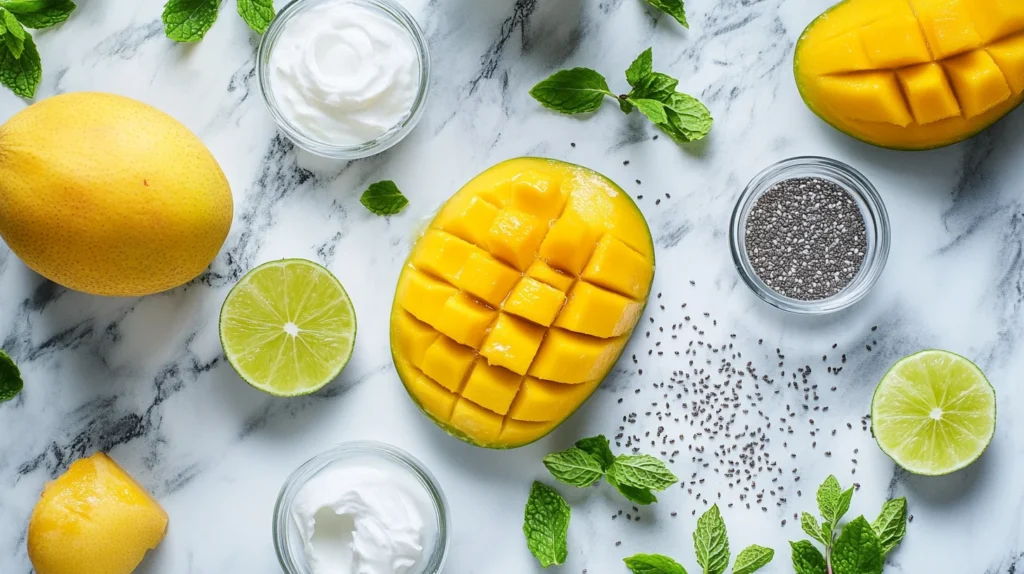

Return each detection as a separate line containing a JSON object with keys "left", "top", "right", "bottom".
{"left": 729, "top": 156, "right": 890, "bottom": 314}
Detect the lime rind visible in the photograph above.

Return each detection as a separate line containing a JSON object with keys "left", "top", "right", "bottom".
{"left": 871, "top": 350, "right": 996, "bottom": 476}
{"left": 219, "top": 259, "right": 357, "bottom": 397}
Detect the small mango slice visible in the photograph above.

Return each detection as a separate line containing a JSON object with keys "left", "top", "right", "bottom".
{"left": 391, "top": 158, "right": 654, "bottom": 448}
{"left": 795, "top": 0, "right": 1024, "bottom": 149}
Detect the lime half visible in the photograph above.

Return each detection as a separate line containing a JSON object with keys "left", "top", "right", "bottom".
{"left": 219, "top": 259, "right": 356, "bottom": 396}
{"left": 872, "top": 350, "right": 996, "bottom": 476}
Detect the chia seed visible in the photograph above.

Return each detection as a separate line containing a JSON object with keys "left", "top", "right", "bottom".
{"left": 744, "top": 177, "right": 867, "bottom": 300}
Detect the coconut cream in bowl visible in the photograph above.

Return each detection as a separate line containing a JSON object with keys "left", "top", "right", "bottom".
{"left": 258, "top": 0, "right": 430, "bottom": 159}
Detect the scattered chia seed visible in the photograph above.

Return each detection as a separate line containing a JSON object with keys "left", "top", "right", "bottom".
{"left": 744, "top": 177, "right": 867, "bottom": 300}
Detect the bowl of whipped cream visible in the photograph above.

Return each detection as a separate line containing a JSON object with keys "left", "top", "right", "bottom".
{"left": 273, "top": 442, "right": 450, "bottom": 574}
{"left": 257, "top": 0, "right": 430, "bottom": 159}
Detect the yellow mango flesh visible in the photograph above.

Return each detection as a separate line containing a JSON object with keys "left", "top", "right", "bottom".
{"left": 795, "top": 0, "right": 1024, "bottom": 149}
{"left": 390, "top": 158, "right": 654, "bottom": 448}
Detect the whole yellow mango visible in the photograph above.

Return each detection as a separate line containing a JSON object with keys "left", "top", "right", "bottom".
{"left": 0, "top": 92, "right": 233, "bottom": 296}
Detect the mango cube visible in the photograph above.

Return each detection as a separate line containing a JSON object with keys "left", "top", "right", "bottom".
{"left": 509, "top": 377, "right": 601, "bottom": 422}
{"left": 502, "top": 278, "right": 567, "bottom": 327}
{"left": 406, "top": 371, "right": 458, "bottom": 421}
{"left": 411, "top": 230, "right": 478, "bottom": 283}
{"left": 969, "top": 0, "right": 1024, "bottom": 42}
{"left": 581, "top": 234, "right": 653, "bottom": 300}
{"left": 818, "top": 73, "right": 914, "bottom": 126}
{"left": 392, "top": 311, "right": 440, "bottom": 368}
{"left": 397, "top": 269, "right": 457, "bottom": 328}
{"left": 499, "top": 419, "right": 560, "bottom": 445}
{"left": 909, "top": 0, "right": 982, "bottom": 59}
{"left": 898, "top": 63, "right": 962, "bottom": 124}
{"left": 529, "top": 330, "right": 627, "bottom": 384}
{"left": 420, "top": 336, "right": 476, "bottom": 392}
{"left": 526, "top": 260, "right": 575, "bottom": 292}
{"left": 538, "top": 214, "right": 599, "bottom": 275}
{"left": 477, "top": 180, "right": 512, "bottom": 207}
{"left": 989, "top": 34, "right": 1024, "bottom": 94}
{"left": 510, "top": 171, "right": 566, "bottom": 221}
{"left": 435, "top": 292, "right": 497, "bottom": 348}
{"left": 860, "top": 16, "right": 932, "bottom": 69}
{"left": 554, "top": 282, "right": 642, "bottom": 338}
{"left": 944, "top": 50, "right": 1012, "bottom": 118}
{"left": 480, "top": 313, "right": 546, "bottom": 375}
{"left": 452, "top": 251, "right": 521, "bottom": 307}
{"left": 461, "top": 359, "right": 523, "bottom": 415}
{"left": 439, "top": 196, "right": 500, "bottom": 246}
{"left": 486, "top": 209, "right": 548, "bottom": 271}
{"left": 800, "top": 31, "right": 873, "bottom": 75}
{"left": 449, "top": 399, "right": 503, "bottom": 444}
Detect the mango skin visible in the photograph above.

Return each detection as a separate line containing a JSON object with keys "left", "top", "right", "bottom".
{"left": 794, "top": 0, "right": 1024, "bottom": 150}
{"left": 390, "top": 158, "right": 655, "bottom": 449}
{"left": 0, "top": 92, "right": 233, "bottom": 296}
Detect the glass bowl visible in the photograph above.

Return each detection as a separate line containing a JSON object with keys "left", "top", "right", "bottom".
{"left": 273, "top": 441, "right": 450, "bottom": 574}
{"left": 257, "top": 0, "right": 431, "bottom": 159}
{"left": 729, "top": 156, "right": 891, "bottom": 314}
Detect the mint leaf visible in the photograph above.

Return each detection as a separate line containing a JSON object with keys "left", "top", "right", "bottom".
{"left": 693, "top": 504, "right": 730, "bottom": 574}
{"left": 360, "top": 180, "right": 409, "bottom": 216}
{"left": 1, "top": 10, "right": 23, "bottom": 58}
{"left": 645, "top": 0, "right": 688, "bottom": 28}
{"left": 630, "top": 71, "right": 679, "bottom": 102}
{"left": 1, "top": 0, "right": 75, "bottom": 29}
{"left": 835, "top": 486, "right": 854, "bottom": 524}
{"left": 607, "top": 474, "right": 658, "bottom": 505}
{"left": 0, "top": 32, "right": 39, "bottom": 97}
{"left": 607, "top": 454, "right": 678, "bottom": 491}
{"left": 658, "top": 92, "right": 712, "bottom": 143}
{"left": 816, "top": 475, "right": 842, "bottom": 522}
{"left": 872, "top": 498, "right": 907, "bottom": 556}
{"left": 529, "top": 68, "right": 612, "bottom": 114}
{"left": 832, "top": 516, "right": 883, "bottom": 574}
{"left": 790, "top": 541, "right": 827, "bottom": 574}
{"left": 630, "top": 98, "right": 667, "bottom": 124}
{"left": 162, "top": 0, "right": 220, "bottom": 42}
{"left": 624, "top": 553, "right": 688, "bottom": 574}
{"left": 733, "top": 545, "right": 774, "bottom": 574}
{"left": 543, "top": 448, "right": 604, "bottom": 488}
{"left": 574, "top": 435, "right": 615, "bottom": 471}
{"left": 237, "top": 0, "right": 272, "bottom": 34}
{"left": 523, "top": 481, "right": 570, "bottom": 568}
{"left": 800, "top": 512, "right": 827, "bottom": 546}
{"left": 0, "top": 350, "right": 22, "bottom": 402}
{"left": 625, "top": 47, "right": 653, "bottom": 87}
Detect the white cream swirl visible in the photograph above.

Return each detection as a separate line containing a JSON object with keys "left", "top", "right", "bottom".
{"left": 269, "top": 2, "right": 420, "bottom": 146}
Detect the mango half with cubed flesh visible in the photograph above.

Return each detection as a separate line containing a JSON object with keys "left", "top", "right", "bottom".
{"left": 390, "top": 158, "right": 655, "bottom": 448}
{"left": 795, "top": 0, "right": 1024, "bottom": 150}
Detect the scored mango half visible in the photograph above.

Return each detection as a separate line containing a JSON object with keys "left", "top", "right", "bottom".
{"left": 795, "top": 0, "right": 1024, "bottom": 150}
{"left": 390, "top": 158, "right": 655, "bottom": 448}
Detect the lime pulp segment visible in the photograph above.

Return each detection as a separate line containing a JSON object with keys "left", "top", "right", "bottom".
{"left": 871, "top": 350, "right": 996, "bottom": 476}
{"left": 219, "top": 259, "right": 356, "bottom": 396}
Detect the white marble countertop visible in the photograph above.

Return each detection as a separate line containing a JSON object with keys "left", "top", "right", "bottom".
{"left": 2, "top": 0, "right": 1023, "bottom": 572}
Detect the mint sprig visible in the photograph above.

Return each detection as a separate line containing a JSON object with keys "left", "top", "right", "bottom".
{"left": 0, "top": 0, "right": 73, "bottom": 98}
{"left": 541, "top": 435, "right": 677, "bottom": 505}
{"left": 0, "top": 349, "right": 23, "bottom": 402}
{"left": 790, "top": 475, "right": 908, "bottom": 574}
{"left": 694, "top": 503, "right": 730, "bottom": 574}
{"left": 625, "top": 505, "right": 773, "bottom": 574}
{"left": 162, "top": 0, "right": 273, "bottom": 42}
{"left": 530, "top": 47, "right": 712, "bottom": 145}
{"left": 644, "top": 0, "right": 688, "bottom": 28}
{"left": 1, "top": 0, "right": 75, "bottom": 29}
{"left": 360, "top": 180, "right": 409, "bottom": 216}
{"left": 523, "top": 481, "right": 570, "bottom": 568}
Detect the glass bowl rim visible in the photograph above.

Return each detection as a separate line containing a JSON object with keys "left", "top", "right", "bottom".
{"left": 729, "top": 156, "right": 891, "bottom": 315}
{"left": 256, "top": 0, "right": 431, "bottom": 159}
{"left": 273, "top": 440, "right": 451, "bottom": 574}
